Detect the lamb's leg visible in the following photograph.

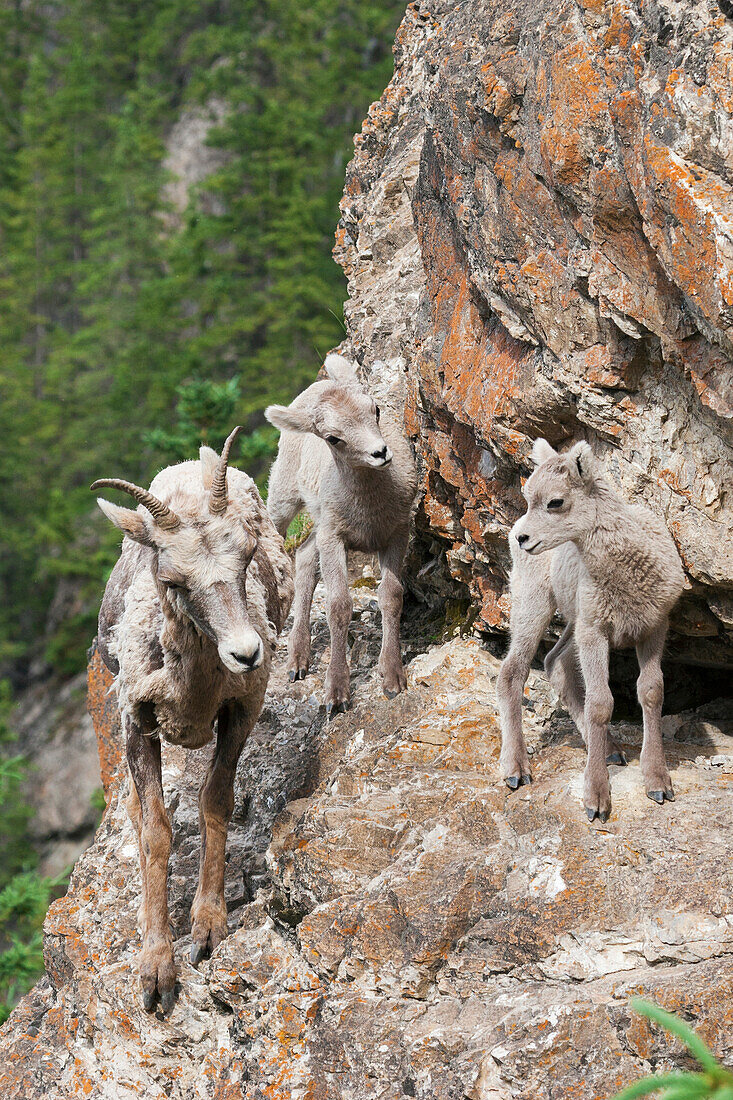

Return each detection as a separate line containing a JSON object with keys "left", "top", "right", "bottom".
{"left": 637, "top": 622, "right": 674, "bottom": 804}
{"left": 378, "top": 531, "right": 409, "bottom": 698}
{"left": 496, "top": 555, "right": 555, "bottom": 789}
{"left": 575, "top": 623, "right": 614, "bottom": 822}
{"left": 126, "top": 713, "right": 175, "bottom": 1012}
{"left": 287, "top": 531, "right": 319, "bottom": 681}
{"left": 545, "top": 629, "right": 626, "bottom": 765}
{"left": 190, "top": 700, "right": 254, "bottom": 964}
{"left": 318, "top": 531, "right": 352, "bottom": 717}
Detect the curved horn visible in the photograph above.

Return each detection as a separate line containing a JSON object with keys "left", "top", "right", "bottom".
{"left": 209, "top": 425, "right": 244, "bottom": 515}
{"left": 90, "top": 478, "right": 180, "bottom": 530}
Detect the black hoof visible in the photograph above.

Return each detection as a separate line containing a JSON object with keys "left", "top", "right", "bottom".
{"left": 599, "top": 810, "right": 610, "bottom": 823}
{"left": 325, "top": 701, "right": 348, "bottom": 720}
{"left": 383, "top": 688, "right": 399, "bottom": 700}
{"left": 520, "top": 773, "right": 532, "bottom": 786}
{"left": 190, "top": 942, "right": 206, "bottom": 966}
{"left": 160, "top": 990, "right": 176, "bottom": 1015}
{"left": 505, "top": 776, "right": 520, "bottom": 790}
{"left": 606, "top": 751, "right": 627, "bottom": 766}
{"left": 665, "top": 788, "right": 675, "bottom": 802}
{"left": 296, "top": 668, "right": 306, "bottom": 680}
{"left": 586, "top": 807, "right": 598, "bottom": 822}
{"left": 647, "top": 790, "right": 665, "bottom": 804}
{"left": 142, "top": 990, "right": 156, "bottom": 1012}
{"left": 288, "top": 670, "right": 296, "bottom": 682}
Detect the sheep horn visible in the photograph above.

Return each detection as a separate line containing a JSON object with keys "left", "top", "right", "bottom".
{"left": 90, "top": 479, "right": 180, "bottom": 530}
{"left": 209, "top": 426, "right": 244, "bottom": 515}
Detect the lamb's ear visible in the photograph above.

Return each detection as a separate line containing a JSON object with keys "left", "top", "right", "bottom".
{"left": 96, "top": 498, "right": 155, "bottom": 546}
{"left": 265, "top": 403, "right": 316, "bottom": 434}
{"left": 566, "top": 441, "right": 595, "bottom": 484}
{"left": 531, "top": 438, "right": 558, "bottom": 466}
{"left": 199, "top": 445, "right": 219, "bottom": 490}
{"left": 323, "top": 353, "right": 358, "bottom": 385}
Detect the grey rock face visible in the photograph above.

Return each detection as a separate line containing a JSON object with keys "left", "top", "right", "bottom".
{"left": 0, "top": 570, "right": 730, "bottom": 1098}
{"left": 336, "top": 0, "right": 733, "bottom": 674}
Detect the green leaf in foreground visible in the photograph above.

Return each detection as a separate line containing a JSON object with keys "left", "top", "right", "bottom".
{"left": 611, "top": 999, "right": 733, "bottom": 1100}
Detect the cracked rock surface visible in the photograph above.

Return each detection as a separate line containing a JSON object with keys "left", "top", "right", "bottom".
{"left": 0, "top": 570, "right": 730, "bottom": 1098}
{"left": 336, "top": 0, "right": 733, "bottom": 671}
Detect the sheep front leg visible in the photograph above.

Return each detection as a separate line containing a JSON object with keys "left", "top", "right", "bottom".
{"left": 497, "top": 555, "right": 555, "bottom": 789}
{"left": 575, "top": 623, "right": 614, "bottom": 822}
{"left": 318, "top": 531, "right": 352, "bottom": 717}
{"left": 190, "top": 701, "right": 254, "bottom": 964}
{"left": 287, "top": 532, "right": 319, "bottom": 681}
{"left": 637, "top": 623, "right": 674, "bottom": 804}
{"left": 126, "top": 714, "right": 175, "bottom": 1013}
{"left": 378, "top": 532, "right": 408, "bottom": 698}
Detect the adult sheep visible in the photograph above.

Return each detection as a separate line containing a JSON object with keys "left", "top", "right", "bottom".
{"left": 92, "top": 428, "right": 293, "bottom": 1012}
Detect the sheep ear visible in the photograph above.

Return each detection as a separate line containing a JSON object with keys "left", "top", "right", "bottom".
{"left": 96, "top": 498, "right": 155, "bottom": 546}
{"left": 265, "top": 403, "right": 315, "bottom": 434}
{"left": 199, "top": 445, "right": 219, "bottom": 490}
{"left": 531, "top": 438, "right": 558, "bottom": 466}
{"left": 566, "top": 441, "right": 595, "bottom": 483}
{"left": 324, "top": 353, "right": 358, "bottom": 385}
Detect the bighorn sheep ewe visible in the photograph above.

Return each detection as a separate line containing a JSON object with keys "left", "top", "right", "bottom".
{"left": 92, "top": 428, "right": 293, "bottom": 1011}
{"left": 496, "top": 439, "right": 684, "bottom": 822}
{"left": 265, "top": 354, "right": 417, "bottom": 715}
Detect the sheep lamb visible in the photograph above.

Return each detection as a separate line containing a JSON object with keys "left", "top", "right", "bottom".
{"left": 265, "top": 353, "right": 417, "bottom": 715}
{"left": 92, "top": 427, "right": 293, "bottom": 1012}
{"left": 496, "top": 438, "right": 685, "bottom": 822}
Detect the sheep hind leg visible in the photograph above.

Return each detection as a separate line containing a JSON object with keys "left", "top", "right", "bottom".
{"left": 637, "top": 622, "right": 674, "bottom": 804}
{"left": 378, "top": 531, "right": 409, "bottom": 698}
{"left": 190, "top": 701, "right": 254, "bottom": 965}
{"left": 496, "top": 556, "right": 556, "bottom": 790}
{"left": 126, "top": 713, "right": 176, "bottom": 1013}
{"left": 576, "top": 623, "right": 614, "bottom": 823}
{"left": 318, "top": 532, "right": 352, "bottom": 718}
{"left": 287, "top": 531, "right": 319, "bottom": 681}
{"left": 545, "top": 630, "right": 626, "bottom": 765}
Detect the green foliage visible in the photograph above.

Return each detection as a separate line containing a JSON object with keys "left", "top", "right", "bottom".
{"left": 611, "top": 1000, "right": 733, "bottom": 1100}
{"left": 0, "top": 684, "right": 59, "bottom": 1024}
{"left": 0, "top": 0, "right": 405, "bottom": 681}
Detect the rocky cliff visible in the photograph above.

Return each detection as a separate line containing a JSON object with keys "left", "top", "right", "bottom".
{"left": 336, "top": 0, "right": 733, "bottom": 678}
{"left": 1, "top": 575, "right": 731, "bottom": 1099}
{"left": 1, "top": 0, "right": 733, "bottom": 1096}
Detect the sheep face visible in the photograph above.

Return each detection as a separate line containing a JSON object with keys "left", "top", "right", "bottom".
{"left": 513, "top": 439, "right": 599, "bottom": 555}
{"left": 266, "top": 386, "right": 391, "bottom": 469}
{"left": 265, "top": 353, "right": 393, "bottom": 470}
{"left": 154, "top": 518, "right": 264, "bottom": 673}
{"left": 93, "top": 429, "right": 266, "bottom": 675}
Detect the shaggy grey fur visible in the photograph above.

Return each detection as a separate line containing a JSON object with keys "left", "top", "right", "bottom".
{"left": 496, "top": 438, "right": 685, "bottom": 822}
{"left": 94, "top": 439, "right": 293, "bottom": 1011}
{"left": 265, "top": 354, "right": 417, "bottom": 714}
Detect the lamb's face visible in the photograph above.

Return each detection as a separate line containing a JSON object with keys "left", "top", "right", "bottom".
{"left": 314, "top": 388, "right": 392, "bottom": 469}
{"left": 153, "top": 516, "right": 264, "bottom": 674}
{"left": 512, "top": 440, "right": 598, "bottom": 555}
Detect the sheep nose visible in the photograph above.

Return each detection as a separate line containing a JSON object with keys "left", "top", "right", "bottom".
{"left": 517, "top": 534, "right": 529, "bottom": 546}
{"left": 372, "top": 446, "right": 389, "bottom": 461}
{"left": 230, "top": 646, "right": 261, "bottom": 668}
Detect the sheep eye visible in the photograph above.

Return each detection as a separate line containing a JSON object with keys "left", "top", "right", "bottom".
{"left": 326, "top": 435, "right": 342, "bottom": 446}
{"left": 165, "top": 580, "right": 187, "bottom": 592}
{"left": 547, "top": 498, "right": 564, "bottom": 510}
{"left": 374, "top": 405, "right": 380, "bottom": 422}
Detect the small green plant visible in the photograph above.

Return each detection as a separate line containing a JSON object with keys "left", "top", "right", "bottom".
{"left": 611, "top": 999, "right": 733, "bottom": 1100}
{"left": 0, "top": 680, "right": 63, "bottom": 1024}
{"left": 284, "top": 512, "right": 313, "bottom": 554}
